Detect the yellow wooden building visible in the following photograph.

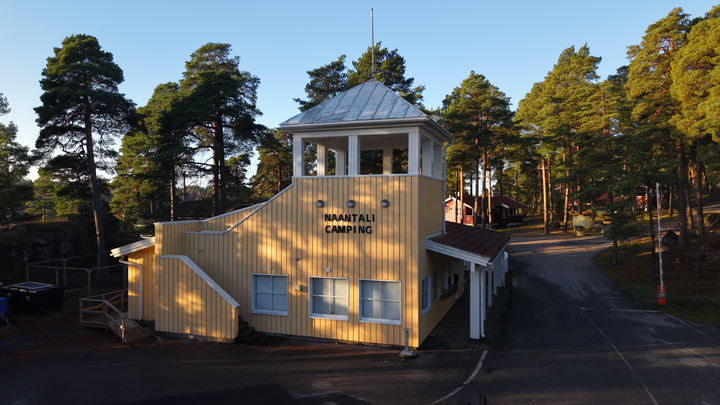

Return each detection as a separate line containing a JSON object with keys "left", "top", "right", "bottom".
{"left": 111, "top": 80, "right": 510, "bottom": 348}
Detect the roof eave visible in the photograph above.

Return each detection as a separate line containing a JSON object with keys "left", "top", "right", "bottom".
{"left": 110, "top": 237, "right": 156, "bottom": 258}
{"left": 279, "top": 116, "right": 454, "bottom": 144}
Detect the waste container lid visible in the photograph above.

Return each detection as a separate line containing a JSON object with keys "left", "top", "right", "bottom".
{"left": 4, "top": 281, "right": 56, "bottom": 292}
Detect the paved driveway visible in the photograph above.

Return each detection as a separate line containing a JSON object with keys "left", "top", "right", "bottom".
{"left": 475, "top": 234, "right": 720, "bottom": 404}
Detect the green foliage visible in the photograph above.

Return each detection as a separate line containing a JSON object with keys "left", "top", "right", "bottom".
{"left": 111, "top": 82, "right": 193, "bottom": 230}
{"left": 250, "top": 130, "right": 292, "bottom": 201}
{"left": 164, "top": 43, "right": 264, "bottom": 215}
{"left": 293, "top": 55, "right": 348, "bottom": 112}
{"left": 34, "top": 34, "right": 134, "bottom": 261}
{"left": 295, "top": 43, "right": 424, "bottom": 111}
{"left": 348, "top": 42, "right": 424, "bottom": 107}
{"left": 442, "top": 71, "right": 515, "bottom": 200}
{"left": 0, "top": 121, "right": 33, "bottom": 224}
{"left": 226, "top": 153, "right": 252, "bottom": 204}
{"left": 34, "top": 34, "right": 134, "bottom": 166}
{"left": 25, "top": 175, "right": 57, "bottom": 221}
{"left": 671, "top": 5, "right": 720, "bottom": 141}
{"left": 0, "top": 92, "right": 9, "bottom": 115}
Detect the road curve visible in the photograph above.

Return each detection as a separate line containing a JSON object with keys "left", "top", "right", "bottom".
{"left": 474, "top": 234, "right": 720, "bottom": 405}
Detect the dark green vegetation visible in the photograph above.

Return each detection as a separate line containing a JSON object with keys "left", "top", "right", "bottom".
{"left": 594, "top": 232, "right": 720, "bottom": 329}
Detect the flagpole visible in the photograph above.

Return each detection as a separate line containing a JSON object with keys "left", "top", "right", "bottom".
{"left": 656, "top": 182, "right": 666, "bottom": 305}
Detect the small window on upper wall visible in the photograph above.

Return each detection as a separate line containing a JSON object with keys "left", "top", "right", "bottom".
{"left": 252, "top": 274, "right": 288, "bottom": 316}
{"left": 309, "top": 277, "right": 349, "bottom": 321}
{"left": 359, "top": 279, "right": 401, "bottom": 325}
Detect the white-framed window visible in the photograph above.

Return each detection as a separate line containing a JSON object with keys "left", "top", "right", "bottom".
{"left": 309, "top": 277, "right": 349, "bottom": 321}
{"left": 359, "top": 279, "right": 401, "bottom": 325}
{"left": 421, "top": 275, "right": 431, "bottom": 315}
{"left": 251, "top": 274, "right": 288, "bottom": 316}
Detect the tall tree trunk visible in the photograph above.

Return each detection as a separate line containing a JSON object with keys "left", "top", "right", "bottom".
{"left": 474, "top": 159, "right": 480, "bottom": 227}
{"left": 562, "top": 152, "right": 569, "bottom": 232}
{"left": 541, "top": 157, "right": 549, "bottom": 235}
{"left": 547, "top": 158, "right": 554, "bottom": 223}
{"left": 696, "top": 157, "right": 705, "bottom": 235}
{"left": 460, "top": 167, "right": 464, "bottom": 224}
{"left": 563, "top": 180, "right": 570, "bottom": 233}
{"left": 211, "top": 116, "right": 226, "bottom": 217}
{"left": 83, "top": 99, "right": 108, "bottom": 269}
{"left": 668, "top": 186, "right": 674, "bottom": 217}
{"left": 483, "top": 149, "right": 490, "bottom": 229}
{"left": 609, "top": 190, "right": 618, "bottom": 265}
{"left": 703, "top": 164, "right": 713, "bottom": 201}
{"left": 497, "top": 162, "right": 504, "bottom": 197}
{"left": 677, "top": 140, "right": 689, "bottom": 247}
{"left": 514, "top": 172, "right": 520, "bottom": 201}
{"left": 686, "top": 179, "right": 694, "bottom": 230}
{"left": 170, "top": 169, "right": 176, "bottom": 221}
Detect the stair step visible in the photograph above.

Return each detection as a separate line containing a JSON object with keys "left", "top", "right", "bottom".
{"left": 238, "top": 325, "right": 255, "bottom": 336}
{"left": 235, "top": 331, "right": 262, "bottom": 343}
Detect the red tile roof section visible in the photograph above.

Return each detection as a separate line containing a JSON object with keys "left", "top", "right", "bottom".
{"left": 432, "top": 222, "right": 512, "bottom": 260}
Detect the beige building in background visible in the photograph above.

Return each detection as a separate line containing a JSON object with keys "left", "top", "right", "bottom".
{"left": 112, "top": 80, "right": 510, "bottom": 348}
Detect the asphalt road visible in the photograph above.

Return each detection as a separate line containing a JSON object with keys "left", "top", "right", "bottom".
{"left": 476, "top": 234, "right": 720, "bottom": 405}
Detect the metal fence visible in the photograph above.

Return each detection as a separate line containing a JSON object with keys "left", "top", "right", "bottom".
{"left": 26, "top": 254, "right": 126, "bottom": 296}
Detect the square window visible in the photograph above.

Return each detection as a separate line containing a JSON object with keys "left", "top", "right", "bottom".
{"left": 252, "top": 274, "right": 288, "bottom": 316}
{"left": 359, "top": 279, "right": 401, "bottom": 325}
{"left": 309, "top": 277, "right": 348, "bottom": 320}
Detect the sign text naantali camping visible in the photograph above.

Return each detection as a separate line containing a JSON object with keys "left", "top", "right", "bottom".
{"left": 324, "top": 213, "right": 375, "bottom": 234}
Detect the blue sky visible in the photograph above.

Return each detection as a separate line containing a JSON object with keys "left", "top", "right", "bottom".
{"left": 1, "top": 0, "right": 717, "bottom": 178}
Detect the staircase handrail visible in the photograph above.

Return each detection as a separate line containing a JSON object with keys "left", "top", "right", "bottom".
{"left": 181, "top": 180, "right": 295, "bottom": 235}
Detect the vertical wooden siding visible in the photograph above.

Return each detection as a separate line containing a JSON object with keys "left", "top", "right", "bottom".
{"left": 154, "top": 175, "right": 447, "bottom": 347}
{"left": 415, "top": 177, "right": 459, "bottom": 344}
{"left": 154, "top": 256, "right": 238, "bottom": 339}
{"left": 127, "top": 246, "right": 155, "bottom": 320}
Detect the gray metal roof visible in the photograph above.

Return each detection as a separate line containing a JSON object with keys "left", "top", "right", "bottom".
{"left": 280, "top": 80, "right": 426, "bottom": 126}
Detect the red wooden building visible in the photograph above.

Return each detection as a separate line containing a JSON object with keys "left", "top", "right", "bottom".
{"left": 445, "top": 196, "right": 529, "bottom": 227}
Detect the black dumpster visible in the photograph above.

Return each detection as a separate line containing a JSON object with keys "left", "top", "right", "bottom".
{"left": 1, "top": 282, "right": 65, "bottom": 314}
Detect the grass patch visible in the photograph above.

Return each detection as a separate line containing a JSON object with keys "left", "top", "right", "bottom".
{"left": 594, "top": 232, "right": 720, "bottom": 328}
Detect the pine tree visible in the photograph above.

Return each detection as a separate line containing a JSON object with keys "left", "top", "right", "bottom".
{"left": 165, "top": 43, "right": 264, "bottom": 216}
{"left": 348, "top": 42, "right": 424, "bottom": 107}
{"left": 441, "top": 72, "right": 514, "bottom": 228}
{"left": 34, "top": 34, "right": 134, "bottom": 263}
{"left": 0, "top": 121, "right": 33, "bottom": 224}
{"left": 626, "top": 8, "right": 693, "bottom": 247}
{"left": 251, "top": 130, "right": 292, "bottom": 201}
{"left": 293, "top": 55, "right": 348, "bottom": 111}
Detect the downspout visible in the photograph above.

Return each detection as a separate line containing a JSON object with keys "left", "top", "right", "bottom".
{"left": 119, "top": 258, "right": 142, "bottom": 320}
{"left": 443, "top": 142, "right": 451, "bottom": 235}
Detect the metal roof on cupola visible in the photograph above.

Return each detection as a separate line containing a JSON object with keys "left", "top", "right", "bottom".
{"left": 279, "top": 79, "right": 453, "bottom": 143}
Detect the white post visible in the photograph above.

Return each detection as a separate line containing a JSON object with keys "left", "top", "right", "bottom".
{"left": 487, "top": 266, "right": 493, "bottom": 308}
{"left": 422, "top": 138, "right": 433, "bottom": 176}
{"left": 383, "top": 138, "right": 393, "bottom": 174}
{"left": 335, "top": 149, "right": 347, "bottom": 176}
{"left": 408, "top": 132, "right": 421, "bottom": 174}
{"left": 480, "top": 267, "right": 486, "bottom": 337}
{"left": 470, "top": 262, "right": 480, "bottom": 339}
{"left": 503, "top": 251, "right": 508, "bottom": 286}
{"left": 348, "top": 135, "right": 359, "bottom": 176}
{"left": 293, "top": 136, "right": 305, "bottom": 177}
{"left": 317, "top": 144, "right": 327, "bottom": 176}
